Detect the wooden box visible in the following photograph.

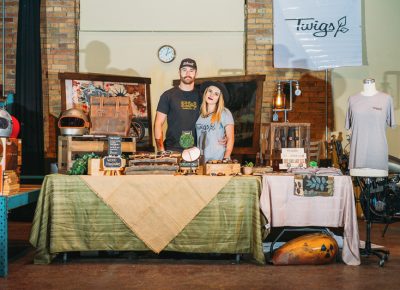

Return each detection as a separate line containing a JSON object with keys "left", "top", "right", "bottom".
{"left": 0, "top": 138, "right": 21, "bottom": 171}
{"left": 2, "top": 170, "right": 20, "bottom": 195}
{"left": 58, "top": 135, "right": 136, "bottom": 174}
{"left": 87, "top": 158, "right": 104, "bottom": 176}
{"left": 205, "top": 163, "right": 241, "bottom": 176}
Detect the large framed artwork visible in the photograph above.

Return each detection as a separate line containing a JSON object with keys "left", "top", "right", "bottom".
{"left": 59, "top": 72, "right": 153, "bottom": 150}
{"left": 173, "top": 74, "right": 265, "bottom": 157}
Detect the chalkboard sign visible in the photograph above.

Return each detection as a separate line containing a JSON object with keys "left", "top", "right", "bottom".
{"left": 108, "top": 136, "right": 122, "bottom": 156}
{"left": 103, "top": 156, "right": 123, "bottom": 169}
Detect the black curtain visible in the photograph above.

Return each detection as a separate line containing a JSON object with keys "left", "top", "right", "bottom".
{"left": 14, "top": 0, "right": 44, "bottom": 176}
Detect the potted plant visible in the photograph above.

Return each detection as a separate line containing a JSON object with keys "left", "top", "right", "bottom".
{"left": 242, "top": 161, "right": 254, "bottom": 175}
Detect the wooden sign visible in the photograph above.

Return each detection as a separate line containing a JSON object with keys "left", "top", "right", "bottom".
{"left": 205, "top": 163, "right": 241, "bottom": 176}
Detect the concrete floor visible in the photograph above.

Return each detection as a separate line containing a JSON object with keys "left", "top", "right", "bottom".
{"left": 2, "top": 220, "right": 400, "bottom": 290}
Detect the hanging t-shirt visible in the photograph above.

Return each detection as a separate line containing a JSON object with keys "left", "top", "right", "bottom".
{"left": 195, "top": 108, "right": 234, "bottom": 162}
{"left": 345, "top": 92, "right": 396, "bottom": 170}
{"left": 157, "top": 87, "right": 200, "bottom": 152}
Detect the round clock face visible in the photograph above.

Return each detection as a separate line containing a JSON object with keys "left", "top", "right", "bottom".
{"left": 158, "top": 45, "right": 176, "bottom": 63}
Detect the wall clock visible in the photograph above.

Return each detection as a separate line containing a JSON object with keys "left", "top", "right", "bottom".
{"left": 158, "top": 45, "right": 176, "bottom": 63}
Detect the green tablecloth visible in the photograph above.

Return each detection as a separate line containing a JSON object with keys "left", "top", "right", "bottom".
{"left": 30, "top": 174, "right": 265, "bottom": 264}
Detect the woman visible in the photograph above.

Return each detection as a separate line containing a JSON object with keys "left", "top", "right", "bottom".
{"left": 195, "top": 81, "right": 234, "bottom": 162}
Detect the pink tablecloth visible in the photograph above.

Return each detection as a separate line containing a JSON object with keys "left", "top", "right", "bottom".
{"left": 260, "top": 175, "right": 360, "bottom": 265}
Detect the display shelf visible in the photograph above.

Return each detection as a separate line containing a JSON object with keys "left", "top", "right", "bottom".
{"left": 264, "top": 123, "right": 310, "bottom": 168}
{"left": 57, "top": 135, "right": 136, "bottom": 174}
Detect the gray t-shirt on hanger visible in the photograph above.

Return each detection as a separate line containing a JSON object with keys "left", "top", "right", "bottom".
{"left": 345, "top": 91, "right": 396, "bottom": 171}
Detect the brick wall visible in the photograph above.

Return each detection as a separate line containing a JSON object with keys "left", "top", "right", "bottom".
{"left": 246, "top": 0, "right": 333, "bottom": 142}
{"left": 40, "top": 0, "right": 79, "bottom": 158}
{"left": 1, "top": 0, "right": 79, "bottom": 159}
{"left": 1, "top": 0, "right": 333, "bottom": 158}
{"left": 1, "top": 0, "right": 19, "bottom": 94}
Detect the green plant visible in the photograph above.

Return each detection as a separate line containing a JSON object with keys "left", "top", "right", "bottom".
{"left": 244, "top": 161, "right": 254, "bottom": 167}
{"left": 179, "top": 132, "right": 194, "bottom": 149}
{"left": 67, "top": 152, "right": 100, "bottom": 175}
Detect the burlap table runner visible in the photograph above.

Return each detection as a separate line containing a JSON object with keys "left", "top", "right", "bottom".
{"left": 80, "top": 175, "right": 231, "bottom": 253}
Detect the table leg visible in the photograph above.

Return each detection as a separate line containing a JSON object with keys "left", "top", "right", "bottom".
{"left": 235, "top": 254, "right": 241, "bottom": 264}
{"left": 0, "top": 197, "right": 8, "bottom": 277}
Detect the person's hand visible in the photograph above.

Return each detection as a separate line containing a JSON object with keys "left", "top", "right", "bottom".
{"left": 218, "top": 136, "right": 227, "bottom": 146}
{"left": 155, "top": 138, "right": 165, "bottom": 151}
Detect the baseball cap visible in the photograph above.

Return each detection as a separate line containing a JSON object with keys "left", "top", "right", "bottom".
{"left": 179, "top": 58, "right": 197, "bottom": 70}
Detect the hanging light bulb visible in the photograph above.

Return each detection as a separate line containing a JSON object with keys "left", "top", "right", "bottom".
{"left": 273, "top": 82, "right": 285, "bottom": 109}
{"left": 295, "top": 81, "right": 302, "bottom": 96}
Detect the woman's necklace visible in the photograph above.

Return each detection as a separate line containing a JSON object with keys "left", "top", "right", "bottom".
{"left": 205, "top": 106, "right": 216, "bottom": 118}
{"left": 205, "top": 111, "right": 214, "bottom": 118}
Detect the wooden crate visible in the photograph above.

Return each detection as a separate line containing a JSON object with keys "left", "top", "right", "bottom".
{"left": 87, "top": 158, "right": 104, "bottom": 176}
{"left": 205, "top": 163, "right": 241, "bottom": 176}
{"left": 2, "top": 170, "right": 20, "bottom": 195}
{"left": 58, "top": 135, "right": 136, "bottom": 174}
{"left": 264, "top": 123, "right": 311, "bottom": 167}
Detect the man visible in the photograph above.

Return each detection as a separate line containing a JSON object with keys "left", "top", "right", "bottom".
{"left": 154, "top": 58, "right": 200, "bottom": 152}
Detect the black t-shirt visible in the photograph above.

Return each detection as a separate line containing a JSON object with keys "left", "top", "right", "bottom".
{"left": 157, "top": 86, "right": 200, "bottom": 151}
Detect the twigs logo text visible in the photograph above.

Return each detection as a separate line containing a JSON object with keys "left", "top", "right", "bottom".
{"left": 285, "top": 16, "right": 349, "bottom": 37}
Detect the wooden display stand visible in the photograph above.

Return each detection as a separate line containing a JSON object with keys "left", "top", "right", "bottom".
{"left": 205, "top": 163, "right": 241, "bottom": 176}
{"left": 57, "top": 135, "right": 136, "bottom": 174}
{"left": 264, "top": 123, "right": 310, "bottom": 167}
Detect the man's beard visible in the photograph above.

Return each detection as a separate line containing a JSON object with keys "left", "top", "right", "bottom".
{"left": 180, "top": 76, "right": 194, "bottom": 85}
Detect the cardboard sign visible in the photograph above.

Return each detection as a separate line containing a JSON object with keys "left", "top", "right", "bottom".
{"left": 280, "top": 148, "right": 307, "bottom": 169}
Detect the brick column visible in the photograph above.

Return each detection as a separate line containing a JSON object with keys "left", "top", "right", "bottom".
{"left": 246, "top": 0, "right": 333, "bottom": 142}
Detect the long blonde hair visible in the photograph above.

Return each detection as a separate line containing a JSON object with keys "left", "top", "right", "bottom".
{"left": 200, "top": 87, "right": 225, "bottom": 124}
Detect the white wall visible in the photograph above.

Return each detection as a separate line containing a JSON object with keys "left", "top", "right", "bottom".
{"left": 333, "top": 0, "right": 400, "bottom": 158}
{"left": 80, "top": 0, "right": 244, "bottom": 32}
{"left": 79, "top": 0, "right": 245, "bottom": 128}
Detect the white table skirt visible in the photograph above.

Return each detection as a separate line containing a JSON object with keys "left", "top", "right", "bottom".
{"left": 260, "top": 174, "right": 360, "bottom": 266}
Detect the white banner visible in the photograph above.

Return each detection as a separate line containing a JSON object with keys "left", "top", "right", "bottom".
{"left": 273, "top": 0, "right": 362, "bottom": 70}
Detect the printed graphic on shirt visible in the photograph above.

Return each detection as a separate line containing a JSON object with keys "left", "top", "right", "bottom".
{"left": 181, "top": 101, "right": 197, "bottom": 110}
{"left": 196, "top": 122, "right": 221, "bottom": 133}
